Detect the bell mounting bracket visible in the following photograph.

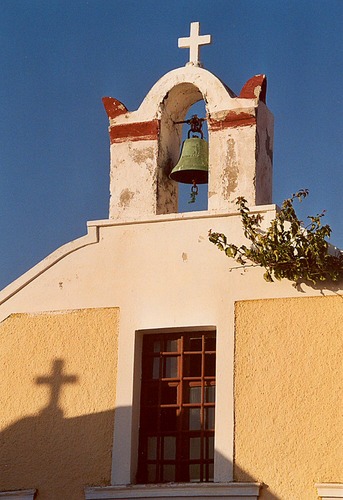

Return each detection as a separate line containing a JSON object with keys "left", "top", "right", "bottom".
{"left": 175, "top": 114, "right": 206, "bottom": 139}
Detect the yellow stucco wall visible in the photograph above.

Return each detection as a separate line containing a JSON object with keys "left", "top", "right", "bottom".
{"left": 234, "top": 295, "right": 343, "bottom": 500}
{"left": 0, "top": 307, "right": 119, "bottom": 500}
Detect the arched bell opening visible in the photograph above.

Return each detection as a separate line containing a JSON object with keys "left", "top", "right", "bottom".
{"left": 176, "top": 101, "right": 208, "bottom": 213}
{"left": 156, "top": 82, "right": 209, "bottom": 215}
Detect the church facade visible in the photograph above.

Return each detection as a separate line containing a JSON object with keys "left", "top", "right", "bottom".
{"left": 0, "top": 23, "right": 342, "bottom": 500}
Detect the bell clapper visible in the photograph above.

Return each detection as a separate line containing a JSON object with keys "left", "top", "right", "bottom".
{"left": 189, "top": 180, "right": 199, "bottom": 204}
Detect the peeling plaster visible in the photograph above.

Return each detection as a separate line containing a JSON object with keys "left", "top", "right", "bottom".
{"left": 254, "top": 85, "right": 262, "bottom": 98}
{"left": 209, "top": 110, "right": 256, "bottom": 130}
{"left": 119, "top": 189, "right": 135, "bottom": 208}
{"left": 131, "top": 147, "right": 155, "bottom": 164}
{"left": 265, "top": 132, "right": 273, "bottom": 162}
{"left": 222, "top": 138, "right": 239, "bottom": 198}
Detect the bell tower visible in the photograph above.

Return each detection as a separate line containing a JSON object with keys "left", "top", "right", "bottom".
{"left": 103, "top": 22, "right": 273, "bottom": 222}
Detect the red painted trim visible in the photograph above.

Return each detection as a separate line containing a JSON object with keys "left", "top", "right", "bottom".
{"left": 109, "top": 120, "right": 160, "bottom": 143}
{"left": 102, "top": 97, "right": 128, "bottom": 119}
{"left": 239, "top": 75, "right": 267, "bottom": 103}
{"left": 209, "top": 112, "right": 256, "bottom": 130}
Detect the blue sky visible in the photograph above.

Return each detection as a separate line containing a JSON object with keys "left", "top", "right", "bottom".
{"left": 0, "top": 0, "right": 342, "bottom": 290}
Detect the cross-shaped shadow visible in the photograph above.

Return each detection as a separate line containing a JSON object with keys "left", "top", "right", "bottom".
{"left": 35, "top": 359, "right": 78, "bottom": 415}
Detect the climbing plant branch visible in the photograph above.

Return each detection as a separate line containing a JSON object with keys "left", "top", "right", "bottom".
{"left": 208, "top": 190, "right": 343, "bottom": 284}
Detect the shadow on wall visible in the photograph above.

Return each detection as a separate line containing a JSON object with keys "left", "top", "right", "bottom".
{"left": 0, "top": 358, "right": 280, "bottom": 500}
{"left": 293, "top": 276, "right": 343, "bottom": 293}
{"left": 0, "top": 358, "right": 115, "bottom": 500}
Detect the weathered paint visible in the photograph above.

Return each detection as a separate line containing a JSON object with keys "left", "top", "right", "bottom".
{"left": 239, "top": 74, "right": 267, "bottom": 102}
{"left": 0, "top": 308, "right": 119, "bottom": 500}
{"left": 102, "top": 97, "right": 128, "bottom": 119}
{"left": 208, "top": 111, "right": 256, "bottom": 130}
{"left": 109, "top": 119, "right": 160, "bottom": 143}
{"left": 234, "top": 296, "right": 343, "bottom": 500}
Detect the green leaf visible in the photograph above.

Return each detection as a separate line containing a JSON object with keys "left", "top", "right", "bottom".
{"left": 208, "top": 190, "right": 343, "bottom": 285}
{"left": 263, "top": 271, "right": 273, "bottom": 282}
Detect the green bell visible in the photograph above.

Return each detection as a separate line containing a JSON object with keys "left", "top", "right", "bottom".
{"left": 169, "top": 137, "right": 209, "bottom": 184}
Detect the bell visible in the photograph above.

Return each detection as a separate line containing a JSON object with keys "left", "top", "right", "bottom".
{"left": 169, "top": 137, "right": 209, "bottom": 184}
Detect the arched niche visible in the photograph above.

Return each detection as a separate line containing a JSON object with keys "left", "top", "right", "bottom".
{"left": 147, "top": 68, "right": 235, "bottom": 215}
{"left": 156, "top": 83, "right": 206, "bottom": 214}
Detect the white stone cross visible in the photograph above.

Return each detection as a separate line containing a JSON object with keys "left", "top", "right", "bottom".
{"left": 178, "top": 22, "right": 212, "bottom": 68}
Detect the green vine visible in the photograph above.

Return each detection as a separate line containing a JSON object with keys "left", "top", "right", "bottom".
{"left": 208, "top": 190, "right": 343, "bottom": 284}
